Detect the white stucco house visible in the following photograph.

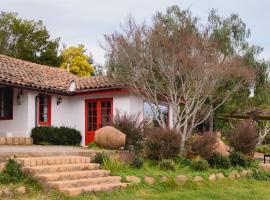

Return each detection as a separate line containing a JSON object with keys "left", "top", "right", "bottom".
{"left": 0, "top": 55, "right": 173, "bottom": 145}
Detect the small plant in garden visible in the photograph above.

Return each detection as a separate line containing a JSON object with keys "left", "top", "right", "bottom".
{"left": 130, "top": 157, "right": 144, "bottom": 168}
{"left": 174, "top": 156, "right": 192, "bottom": 167}
{"left": 159, "top": 159, "right": 176, "bottom": 171}
{"left": 113, "top": 111, "right": 144, "bottom": 151}
{"left": 208, "top": 153, "right": 231, "bottom": 169}
{"left": 191, "top": 159, "right": 209, "bottom": 171}
{"left": 0, "top": 159, "right": 25, "bottom": 183}
{"left": 256, "top": 145, "right": 270, "bottom": 154}
{"left": 102, "top": 154, "right": 128, "bottom": 174}
{"left": 192, "top": 132, "right": 218, "bottom": 160}
{"left": 228, "top": 119, "right": 258, "bottom": 155}
{"left": 88, "top": 142, "right": 98, "bottom": 149}
{"left": 145, "top": 128, "right": 181, "bottom": 160}
{"left": 93, "top": 152, "right": 108, "bottom": 165}
{"left": 249, "top": 169, "right": 270, "bottom": 181}
{"left": 229, "top": 151, "right": 252, "bottom": 168}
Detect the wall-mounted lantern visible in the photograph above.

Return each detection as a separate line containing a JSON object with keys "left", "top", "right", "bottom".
{"left": 17, "top": 89, "right": 24, "bottom": 105}
{"left": 57, "top": 97, "right": 62, "bottom": 105}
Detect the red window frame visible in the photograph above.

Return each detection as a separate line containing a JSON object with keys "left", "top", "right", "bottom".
{"left": 38, "top": 94, "right": 51, "bottom": 126}
{"left": 0, "top": 87, "right": 13, "bottom": 120}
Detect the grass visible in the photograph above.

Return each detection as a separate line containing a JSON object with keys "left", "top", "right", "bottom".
{"left": 0, "top": 159, "right": 269, "bottom": 200}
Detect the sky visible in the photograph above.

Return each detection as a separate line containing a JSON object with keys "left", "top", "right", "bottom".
{"left": 1, "top": 0, "right": 270, "bottom": 65}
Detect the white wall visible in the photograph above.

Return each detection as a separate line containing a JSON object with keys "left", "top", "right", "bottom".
{"left": 0, "top": 88, "right": 28, "bottom": 137}
{"left": 0, "top": 88, "right": 174, "bottom": 145}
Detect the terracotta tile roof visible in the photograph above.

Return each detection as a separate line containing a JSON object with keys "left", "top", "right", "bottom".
{"left": 0, "top": 54, "right": 125, "bottom": 94}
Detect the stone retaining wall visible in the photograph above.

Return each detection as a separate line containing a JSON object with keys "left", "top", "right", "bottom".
{"left": 0, "top": 137, "right": 33, "bottom": 145}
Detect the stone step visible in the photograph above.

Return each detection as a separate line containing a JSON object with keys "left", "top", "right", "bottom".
{"left": 60, "top": 182, "right": 129, "bottom": 196}
{"left": 23, "top": 163, "right": 100, "bottom": 174}
{"left": 48, "top": 176, "right": 122, "bottom": 189}
{"left": 15, "top": 156, "right": 91, "bottom": 167}
{"left": 34, "top": 170, "right": 111, "bottom": 182}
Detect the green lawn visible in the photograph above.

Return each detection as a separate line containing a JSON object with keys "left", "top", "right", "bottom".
{"left": 1, "top": 178, "right": 270, "bottom": 200}
{"left": 1, "top": 160, "right": 269, "bottom": 200}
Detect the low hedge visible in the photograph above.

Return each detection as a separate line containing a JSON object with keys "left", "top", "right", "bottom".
{"left": 31, "top": 126, "right": 82, "bottom": 145}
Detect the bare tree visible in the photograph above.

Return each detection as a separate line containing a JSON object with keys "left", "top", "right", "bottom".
{"left": 104, "top": 10, "right": 254, "bottom": 154}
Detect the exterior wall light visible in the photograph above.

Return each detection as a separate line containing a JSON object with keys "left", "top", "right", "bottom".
{"left": 57, "top": 97, "right": 62, "bottom": 105}
{"left": 17, "top": 89, "right": 24, "bottom": 105}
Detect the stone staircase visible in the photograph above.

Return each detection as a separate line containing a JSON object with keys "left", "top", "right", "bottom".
{"left": 15, "top": 156, "right": 128, "bottom": 196}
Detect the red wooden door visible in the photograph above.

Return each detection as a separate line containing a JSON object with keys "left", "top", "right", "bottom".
{"left": 85, "top": 98, "right": 113, "bottom": 145}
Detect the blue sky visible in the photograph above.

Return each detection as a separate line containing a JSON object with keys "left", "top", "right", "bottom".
{"left": 1, "top": 0, "right": 269, "bottom": 65}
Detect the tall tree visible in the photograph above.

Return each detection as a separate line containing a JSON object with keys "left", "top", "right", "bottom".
{"left": 0, "top": 12, "right": 61, "bottom": 66}
{"left": 60, "top": 44, "right": 95, "bottom": 77}
{"left": 104, "top": 6, "right": 254, "bottom": 154}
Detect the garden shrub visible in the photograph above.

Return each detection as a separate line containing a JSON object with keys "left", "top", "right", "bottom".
{"left": 0, "top": 159, "right": 25, "bottom": 183}
{"left": 31, "top": 126, "right": 81, "bottom": 145}
{"left": 159, "top": 159, "right": 176, "bottom": 171}
{"left": 208, "top": 153, "right": 231, "bottom": 169}
{"left": 191, "top": 159, "right": 209, "bottom": 171}
{"left": 145, "top": 128, "right": 181, "bottom": 160}
{"left": 113, "top": 112, "right": 144, "bottom": 151}
{"left": 228, "top": 119, "right": 258, "bottom": 155}
{"left": 102, "top": 154, "right": 128, "bottom": 173}
{"left": 229, "top": 151, "right": 252, "bottom": 168}
{"left": 174, "top": 156, "right": 192, "bottom": 167}
{"left": 130, "top": 157, "right": 144, "bottom": 168}
{"left": 256, "top": 145, "right": 270, "bottom": 154}
{"left": 249, "top": 170, "right": 270, "bottom": 181}
{"left": 93, "top": 152, "right": 108, "bottom": 165}
{"left": 191, "top": 132, "right": 218, "bottom": 160}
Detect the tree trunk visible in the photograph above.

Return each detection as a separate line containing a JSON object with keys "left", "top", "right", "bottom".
{"left": 209, "top": 109, "right": 214, "bottom": 132}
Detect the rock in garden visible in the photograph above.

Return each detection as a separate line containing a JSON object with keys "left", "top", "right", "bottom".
{"left": 126, "top": 176, "right": 141, "bottom": 184}
{"left": 2, "top": 188, "right": 12, "bottom": 196}
{"left": 160, "top": 175, "right": 168, "bottom": 182}
{"left": 193, "top": 176, "right": 204, "bottom": 182}
{"left": 216, "top": 173, "right": 225, "bottom": 179}
{"left": 228, "top": 171, "right": 240, "bottom": 179}
{"left": 15, "top": 186, "right": 26, "bottom": 194}
{"left": 175, "top": 175, "right": 188, "bottom": 185}
{"left": 208, "top": 174, "right": 216, "bottom": 181}
{"left": 144, "top": 176, "right": 155, "bottom": 185}
{"left": 247, "top": 169, "right": 253, "bottom": 176}
{"left": 94, "top": 126, "right": 126, "bottom": 149}
{"left": 240, "top": 170, "right": 248, "bottom": 177}
{"left": 213, "top": 138, "right": 230, "bottom": 156}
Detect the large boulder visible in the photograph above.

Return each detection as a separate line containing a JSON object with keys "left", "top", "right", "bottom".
{"left": 213, "top": 133, "right": 230, "bottom": 156}
{"left": 94, "top": 126, "right": 126, "bottom": 149}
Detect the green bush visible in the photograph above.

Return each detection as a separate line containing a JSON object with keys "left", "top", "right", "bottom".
{"left": 0, "top": 159, "right": 25, "bottom": 183}
{"left": 159, "top": 159, "right": 176, "bottom": 171}
{"left": 174, "top": 156, "right": 192, "bottom": 167}
{"left": 256, "top": 145, "right": 270, "bottom": 154}
{"left": 145, "top": 128, "right": 181, "bottom": 160}
{"left": 31, "top": 126, "right": 81, "bottom": 145}
{"left": 249, "top": 170, "right": 270, "bottom": 181}
{"left": 228, "top": 119, "right": 258, "bottom": 155}
{"left": 191, "top": 159, "right": 209, "bottom": 171}
{"left": 93, "top": 152, "right": 108, "bottom": 165}
{"left": 130, "top": 157, "right": 144, "bottom": 168}
{"left": 229, "top": 151, "right": 252, "bottom": 168}
{"left": 113, "top": 112, "right": 144, "bottom": 151}
{"left": 102, "top": 154, "right": 128, "bottom": 174}
{"left": 208, "top": 153, "right": 231, "bottom": 169}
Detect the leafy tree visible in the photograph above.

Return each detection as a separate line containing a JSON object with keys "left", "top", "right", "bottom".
{"left": 60, "top": 45, "right": 95, "bottom": 77}
{"left": 104, "top": 6, "right": 253, "bottom": 154}
{"left": 0, "top": 12, "right": 61, "bottom": 66}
